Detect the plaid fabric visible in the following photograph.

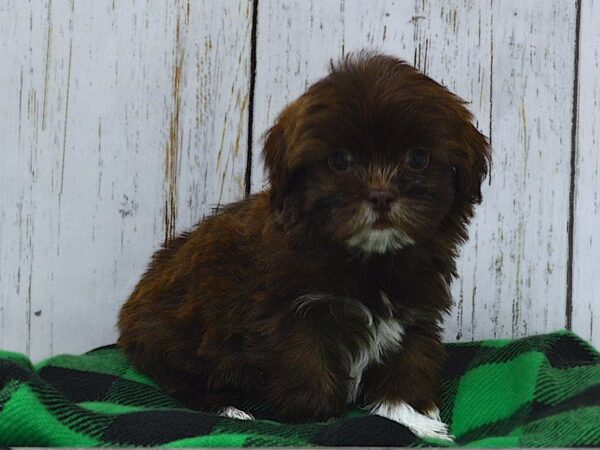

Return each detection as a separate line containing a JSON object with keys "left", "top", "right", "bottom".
{"left": 1, "top": 330, "right": 599, "bottom": 447}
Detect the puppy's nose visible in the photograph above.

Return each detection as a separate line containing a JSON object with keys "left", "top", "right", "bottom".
{"left": 369, "top": 190, "right": 395, "bottom": 212}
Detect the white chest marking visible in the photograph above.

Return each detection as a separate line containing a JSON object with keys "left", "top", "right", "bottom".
{"left": 346, "top": 291, "right": 404, "bottom": 402}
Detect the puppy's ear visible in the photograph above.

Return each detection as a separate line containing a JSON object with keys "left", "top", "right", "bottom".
{"left": 263, "top": 101, "right": 307, "bottom": 211}
{"left": 454, "top": 124, "right": 491, "bottom": 204}
{"left": 262, "top": 114, "right": 311, "bottom": 246}
{"left": 263, "top": 119, "right": 290, "bottom": 210}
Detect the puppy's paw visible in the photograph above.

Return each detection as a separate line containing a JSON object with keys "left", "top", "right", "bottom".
{"left": 424, "top": 405, "right": 442, "bottom": 421}
{"left": 219, "top": 406, "right": 255, "bottom": 420}
{"left": 371, "top": 401, "right": 453, "bottom": 441}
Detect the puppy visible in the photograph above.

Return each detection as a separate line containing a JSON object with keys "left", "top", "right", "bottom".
{"left": 118, "top": 52, "right": 490, "bottom": 440}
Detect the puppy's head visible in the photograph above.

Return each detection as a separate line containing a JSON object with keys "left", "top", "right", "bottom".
{"left": 263, "top": 52, "right": 490, "bottom": 255}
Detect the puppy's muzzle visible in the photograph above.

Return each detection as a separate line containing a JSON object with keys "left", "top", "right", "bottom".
{"left": 368, "top": 190, "right": 396, "bottom": 214}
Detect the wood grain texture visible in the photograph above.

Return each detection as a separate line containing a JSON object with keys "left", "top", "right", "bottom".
{"left": 1, "top": 0, "right": 598, "bottom": 358}
{"left": 448, "top": 1, "right": 577, "bottom": 341}
{"left": 572, "top": 0, "right": 600, "bottom": 345}
{"left": 174, "top": 1, "right": 252, "bottom": 232}
{"left": 0, "top": 0, "right": 250, "bottom": 359}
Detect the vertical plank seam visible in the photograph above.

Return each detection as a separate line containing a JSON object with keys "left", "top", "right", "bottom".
{"left": 483, "top": 0, "right": 494, "bottom": 339}
{"left": 165, "top": 12, "right": 184, "bottom": 245}
{"left": 244, "top": 0, "right": 259, "bottom": 196}
{"left": 41, "top": 0, "right": 53, "bottom": 131}
{"left": 58, "top": 39, "right": 73, "bottom": 217}
{"left": 488, "top": 0, "right": 494, "bottom": 154}
{"left": 566, "top": 0, "right": 582, "bottom": 331}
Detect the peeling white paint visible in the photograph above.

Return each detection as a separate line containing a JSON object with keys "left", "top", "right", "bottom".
{"left": 0, "top": 0, "right": 599, "bottom": 359}
{"left": 572, "top": 0, "right": 600, "bottom": 346}
{"left": 0, "top": 0, "right": 250, "bottom": 359}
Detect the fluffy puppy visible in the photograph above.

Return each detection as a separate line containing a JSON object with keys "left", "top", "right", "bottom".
{"left": 118, "top": 52, "right": 490, "bottom": 440}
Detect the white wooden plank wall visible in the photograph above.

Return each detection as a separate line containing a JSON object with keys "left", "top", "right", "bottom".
{"left": 572, "top": 0, "right": 600, "bottom": 345}
{"left": 451, "top": 1, "right": 576, "bottom": 341}
{"left": 0, "top": 0, "right": 251, "bottom": 360}
{"left": 0, "top": 0, "right": 599, "bottom": 359}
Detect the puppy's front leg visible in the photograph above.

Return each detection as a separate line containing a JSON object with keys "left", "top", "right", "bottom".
{"left": 362, "top": 324, "right": 452, "bottom": 441}
{"left": 265, "top": 337, "right": 349, "bottom": 423}
{"left": 263, "top": 305, "right": 351, "bottom": 423}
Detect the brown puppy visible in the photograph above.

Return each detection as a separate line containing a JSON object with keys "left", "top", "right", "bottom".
{"left": 118, "top": 52, "right": 490, "bottom": 439}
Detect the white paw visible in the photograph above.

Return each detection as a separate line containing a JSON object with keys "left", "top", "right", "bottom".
{"left": 425, "top": 406, "right": 442, "bottom": 421}
{"left": 371, "top": 401, "right": 453, "bottom": 441}
{"left": 218, "top": 406, "right": 255, "bottom": 420}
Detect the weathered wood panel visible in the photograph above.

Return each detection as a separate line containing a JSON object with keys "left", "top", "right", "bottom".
{"left": 2, "top": 0, "right": 598, "bottom": 358}
{"left": 252, "top": 0, "right": 577, "bottom": 342}
{"left": 0, "top": 0, "right": 251, "bottom": 359}
{"left": 572, "top": 0, "right": 600, "bottom": 345}
{"left": 449, "top": 1, "right": 577, "bottom": 341}
{"left": 175, "top": 1, "right": 252, "bottom": 231}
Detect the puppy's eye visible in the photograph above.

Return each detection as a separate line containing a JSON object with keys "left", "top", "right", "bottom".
{"left": 328, "top": 151, "right": 352, "bottom": 172}
{"left": 406, "top": 148, "right": 430, "bottom": 171}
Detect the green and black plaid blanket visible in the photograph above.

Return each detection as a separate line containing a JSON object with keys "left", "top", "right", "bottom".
{"left": 1, "top": 330, "right": 599, "bottom": 447}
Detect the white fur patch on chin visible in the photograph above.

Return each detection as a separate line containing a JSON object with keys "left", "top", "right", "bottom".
{"left": 346, "top": 228, "right": 414, "bottom": 254}
{"left": 219, "top": 406, "right": 254, "bottom": 421}
{"left": 371, "top": 401, "right": 453, "bottom": 441}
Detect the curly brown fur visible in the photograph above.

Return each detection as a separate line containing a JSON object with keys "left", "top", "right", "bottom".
{"left": 118, "top": 52, "right": 490, "bottom": 430}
